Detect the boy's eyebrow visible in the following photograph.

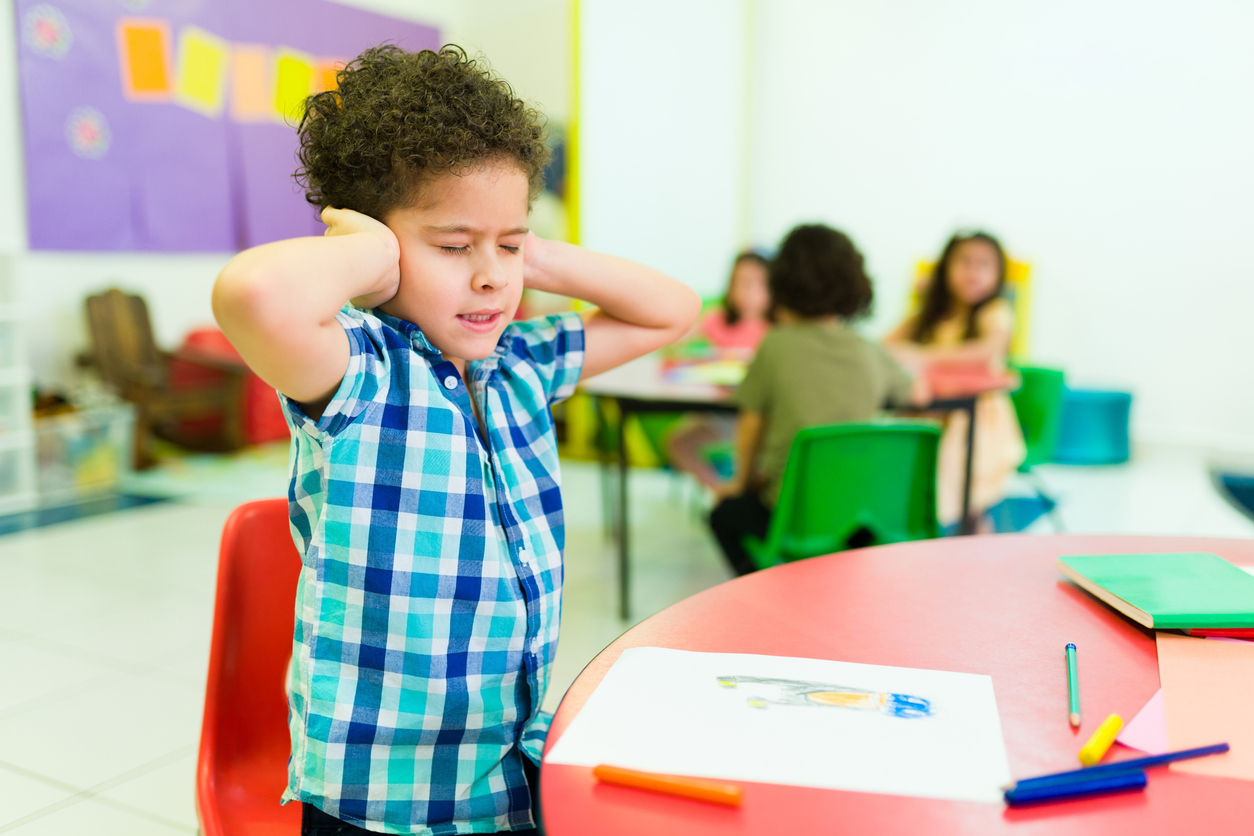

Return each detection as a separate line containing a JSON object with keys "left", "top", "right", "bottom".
{"left": 424, "top": 224, "right": 530, "bottom": 236}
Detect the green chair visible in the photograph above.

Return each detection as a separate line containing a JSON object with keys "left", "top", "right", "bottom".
{"left": 1010, "top": 365, "right": 1066, "bottom": 470}
{"left": 743, "top": 421, "right": 941, "bottom": 570}
{"left": 1008, "top": 364, "right": 1066, "bottom": 530}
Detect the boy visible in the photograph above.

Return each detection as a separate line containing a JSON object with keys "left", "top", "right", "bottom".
{"left": 213, "top": 45, "right": 700, "bottom": 835}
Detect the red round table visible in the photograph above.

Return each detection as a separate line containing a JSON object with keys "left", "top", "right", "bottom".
{"left": 541, "top": 535, "right": 1254, "bottom": 835}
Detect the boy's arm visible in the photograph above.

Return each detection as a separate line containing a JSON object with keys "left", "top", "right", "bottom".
{"left": 522, "top": 235, "right": 702, "bottom": 379}
{"left": 212, "top": 208, "right": 400, "bottom": 406}
{"left": 717, "top": 410, "right": 765, "bottom": 499}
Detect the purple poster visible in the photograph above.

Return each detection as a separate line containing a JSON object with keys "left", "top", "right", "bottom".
{"left": 14, "top": 0, "right": 439, "bottom": 252}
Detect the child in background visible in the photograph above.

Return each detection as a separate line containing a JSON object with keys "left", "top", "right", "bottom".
{"left": 709, "top": 225, "right": 923, "bottom": 576}
{"left": 883, "top": 230, "right": 1026, "bottom": 530}
{"left": 667, "top": 250, "right": 772, "bottom": 489}
{"left": 212, "top": 46, "right": 700, "bottom": 835}
{"left": 695, "top": 250, "right": 771, "bottom": 358}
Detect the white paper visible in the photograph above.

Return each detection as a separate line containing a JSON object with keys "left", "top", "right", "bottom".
{"left": 545, "top": 647, "right": 1012, "bottom": 804}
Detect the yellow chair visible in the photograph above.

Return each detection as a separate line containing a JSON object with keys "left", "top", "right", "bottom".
{"left": 909, "top": 258, "right": 1032, "bottom": 360}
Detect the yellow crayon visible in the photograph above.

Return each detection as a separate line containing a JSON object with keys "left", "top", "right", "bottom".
{"left": 1078, "top": 714, "right": 1124, "bottom": 766}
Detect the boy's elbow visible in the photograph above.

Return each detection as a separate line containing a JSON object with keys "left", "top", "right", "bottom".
{"left": 213, "top": 262, "right": 279, "bottom": 337}
{"left": 674, "top": 285, "right": 703, "bottom": 332}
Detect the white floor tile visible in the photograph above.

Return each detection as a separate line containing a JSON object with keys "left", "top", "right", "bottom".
{"left": 94, "top": 751, "right": 198, "bottom": 832}
{"left": 0, "top": 636, "right": 123, "bottom": 719}
{"left": 4, "top": 795, "right": 192, "bottom": 835}
{"left": 0, "top": 768, "right": 74, "bottom": 830}
{"left": 0, "top": 672, "right": 202, "bottom": 790}
{"left": 12, "top": 590, "right": 213, "bottom": 672}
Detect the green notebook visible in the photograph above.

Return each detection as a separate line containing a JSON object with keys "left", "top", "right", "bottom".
{"left": 1057, "top": 552, "right": 1254, "bottom": 629}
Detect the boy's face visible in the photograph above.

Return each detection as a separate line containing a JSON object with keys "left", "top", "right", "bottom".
{"left": 380, "top": 162, "right": 530, "bottom": 368}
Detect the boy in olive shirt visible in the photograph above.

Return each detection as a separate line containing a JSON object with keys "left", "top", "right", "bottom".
{"left": 710, "top": 224, "right": 924, "bottom": 575}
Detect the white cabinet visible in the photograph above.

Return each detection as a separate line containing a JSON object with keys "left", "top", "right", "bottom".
{"left": 0, "top": 258, "right": 35, "bottom": 514}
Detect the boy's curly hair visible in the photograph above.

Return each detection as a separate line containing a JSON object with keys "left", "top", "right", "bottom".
{"left": 294, "top": 44, "right": 550, "bottom": 220}
{"left": 769, "top": 224, "right": 874, "bottom": 320}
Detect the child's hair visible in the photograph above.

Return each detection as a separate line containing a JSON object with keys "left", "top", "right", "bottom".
{"left": 294, "top": 44, "right": 550, "bottom": 221}
{"left": 723, "top": 250, "right": 769, "bottom": 326}
{"left": 910, "top": 231, "right": 1006, "bottom": 343}
{"left": 768, "top": 225, "right": 873, "bottom": 321}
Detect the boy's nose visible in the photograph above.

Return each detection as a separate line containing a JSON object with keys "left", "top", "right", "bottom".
{"left": 472, "top": 254, "right": 506, "bottom": 290}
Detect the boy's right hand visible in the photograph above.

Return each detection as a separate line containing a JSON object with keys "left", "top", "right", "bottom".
{"left": 321, "top": 207, "right": 401, "bottom": 309}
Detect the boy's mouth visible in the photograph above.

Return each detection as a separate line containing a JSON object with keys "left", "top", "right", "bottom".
{"left": 457, "top": 309, "right": 504, "bottom": 333}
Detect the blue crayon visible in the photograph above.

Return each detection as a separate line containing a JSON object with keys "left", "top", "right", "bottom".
{"left": 1004, "top": 769, "right": 1146, "bottom": 806}
{"left": 1012, "top": 743, "right": 1230, "bottom": 790}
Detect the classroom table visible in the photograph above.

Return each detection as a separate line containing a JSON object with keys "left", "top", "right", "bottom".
{"left": 541, "top": 534, "right": 1254, "bottom": 835}
{"left": 579, "top": 355, "right": 1014, "bottom": 619}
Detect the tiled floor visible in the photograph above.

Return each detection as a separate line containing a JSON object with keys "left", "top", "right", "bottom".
{"left": 0, "top": 444, "right": 1250, "bottom": 833}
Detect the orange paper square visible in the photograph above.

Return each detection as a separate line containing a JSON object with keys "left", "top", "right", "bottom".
{"left": 1158, "top": 632, "right": 1254, "bottom": 781}
{"left": 231, "top": 45, "right": 273, "bottom": 122}
{"left": 117, "top": 18, "right": 172, "bottom": 101}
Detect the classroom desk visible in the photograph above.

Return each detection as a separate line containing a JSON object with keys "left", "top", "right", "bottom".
{"left": 541, "top": 534, "right": 1254, "bottom": 835}
{"left": 579, "top": 355, "right": 1013, "bottom": 619}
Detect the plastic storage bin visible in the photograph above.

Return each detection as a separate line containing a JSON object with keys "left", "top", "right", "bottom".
{"left": 34, "top": 404, "right": 135, "bottom": 505}
{"left": 1053, "top": 389, "right": 1132, "bottom": 465}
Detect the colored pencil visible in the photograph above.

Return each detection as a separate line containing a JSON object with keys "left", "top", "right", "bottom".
{"left": 593, "top": 765, "right": 744, "bottom": 806}
{"left": 1005, "top": 769, "right": 1145, "bottom": 806}
{"left": 1011, "top": 743, "right": 1230, "bottom": 790}
{"left": 1065, "top": 643, "right": 1080, "bottom": 727}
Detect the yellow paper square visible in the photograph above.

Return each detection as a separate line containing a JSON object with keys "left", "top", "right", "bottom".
{"left": 175, "top": 26, "right": 229, "bottom": 117}
{"left": 230, "top": 45, "right": 273, "bottom": 123}
{"left": 116, "top": 18, "right": 172, "bottom": 101}
{"left": 273, "top": 48, "right": 316, "bottom": 124}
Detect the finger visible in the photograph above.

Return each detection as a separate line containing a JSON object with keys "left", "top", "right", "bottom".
{"left": 320, "top": 206, "right": 339, "bottom": 226}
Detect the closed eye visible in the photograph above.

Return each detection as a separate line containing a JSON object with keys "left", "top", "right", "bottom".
{"left": 439, "top": 245, "right": 469, "bottom": 254}
{"left": 500, "top": 245, "right": 520, "bottom": 254}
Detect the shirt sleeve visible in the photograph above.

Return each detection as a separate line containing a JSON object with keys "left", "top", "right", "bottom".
{"left": 505, "top": 311, "right": 587, "bottom": 405}
{"left": 872, "top": 341, "right": 916, "bottom": 408}
{"left": 279, "top": 306, "right": 393, "bottom": 438}
{"left": 734, "top": 334, "right": 772, "bottom": 413}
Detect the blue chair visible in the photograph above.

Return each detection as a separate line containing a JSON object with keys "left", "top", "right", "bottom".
{"left": 1053, "top": 389, "right": 1132, "bottom": 465}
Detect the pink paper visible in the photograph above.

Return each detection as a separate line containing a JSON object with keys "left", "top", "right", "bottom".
{"left": 1116, "top": 688, "right": 1169, "bottom": 755}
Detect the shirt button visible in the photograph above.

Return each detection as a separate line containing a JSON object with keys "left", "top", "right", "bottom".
{"left": 530, "top": 638, "right": 542, "bottom": 654}
{"left": 519, "top": 549, "right": 533, "bottom": 565}
{"left": 443, "top": 375, "right": 458, "bottom": 390}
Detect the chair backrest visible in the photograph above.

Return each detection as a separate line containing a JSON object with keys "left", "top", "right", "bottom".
{"left": 196, "top": 498, "right": 302, "bottom": 836}
{"left": 760, "top": 421, "right": 940, "bottom": 563}
{"left": 85, "top": 288, "right": 161, "bottom": 390}
{"left": 1009, "top": 365, "right": 1066, "bottom": 469}
{"left": 910, "top": 257, "right": 1033, "bottom": 359}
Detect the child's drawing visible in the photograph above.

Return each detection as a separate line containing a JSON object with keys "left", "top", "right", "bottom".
{"left": 717, "top": 675, "right": 933, "bottom": 718}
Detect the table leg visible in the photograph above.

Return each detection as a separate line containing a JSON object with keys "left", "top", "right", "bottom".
{"left": 617, "top": 401, "right": 630, "bottom": 620}
{"left": 959, "top": 398, "right": 977, "bottom": 535}
{"left": 594, "top": 397, "right": 614, "bottom": 542}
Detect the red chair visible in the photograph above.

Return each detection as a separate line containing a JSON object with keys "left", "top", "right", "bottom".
{"left": 197, "top": 498, "right": 303, "bottom": 835}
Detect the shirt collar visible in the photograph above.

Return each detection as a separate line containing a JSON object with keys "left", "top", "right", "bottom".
{"left": 366, "top": 306, "right": 514, "bottom": 372}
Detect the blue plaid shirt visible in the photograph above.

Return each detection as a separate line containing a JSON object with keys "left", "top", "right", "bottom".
{"left": 279, "top": 306, "right": 585, "bottom": 834}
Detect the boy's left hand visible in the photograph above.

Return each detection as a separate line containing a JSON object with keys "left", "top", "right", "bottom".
{"left": 522, "top": 232, "right": 558, "bottom": 294}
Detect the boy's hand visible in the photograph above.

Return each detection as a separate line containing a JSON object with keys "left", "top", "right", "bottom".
{"left": 321, "top": 207, "right": 401, "bottom": 309}
{"left": 521, "top": 232, "right": 559, "bottom": 294}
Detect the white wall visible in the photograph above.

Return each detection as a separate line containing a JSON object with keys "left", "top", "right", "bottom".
{"left": 578, "top": 0, "right": 747, "bottom": 299}
{"left": 457, "top": 0, "right": 569, "bottom": 124}
{"left": 0, "top": 0, "right": 460, "bottom": 388}
{"left": 748, "top": 1, "right": 1254, "bottom": 452}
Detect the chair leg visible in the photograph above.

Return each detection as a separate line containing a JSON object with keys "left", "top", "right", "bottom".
{"left": 1022, "top": 470, "right": 1064, "bottom": 532}
{"left": 132, "top": 402, "right": 156, "bottom": 470}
